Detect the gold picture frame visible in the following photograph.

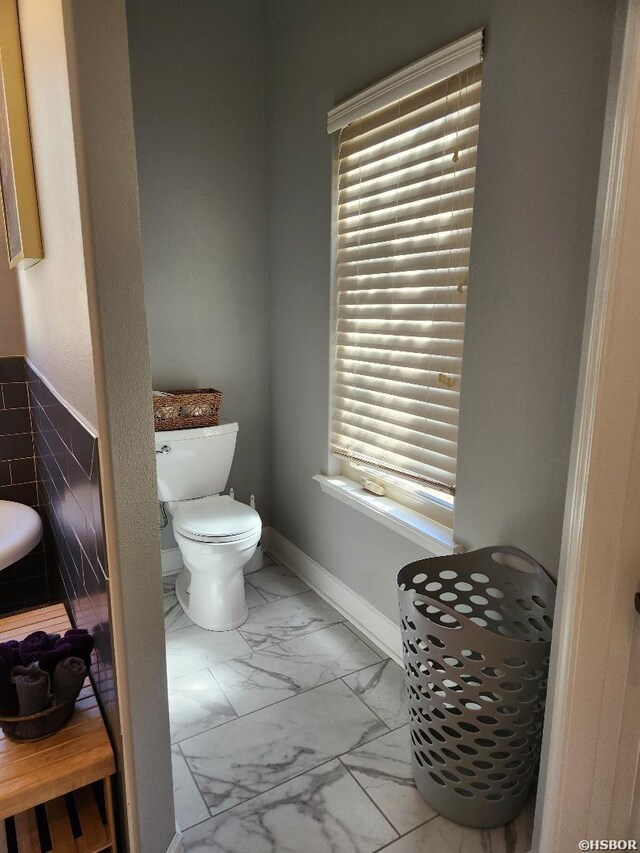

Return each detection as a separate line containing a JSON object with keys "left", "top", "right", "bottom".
{"left": 0, "top": 0, "right": 42, "bottom": 269}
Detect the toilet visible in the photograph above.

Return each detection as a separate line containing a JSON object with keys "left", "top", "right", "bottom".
{"left": 155, "top": 421, "right": 261, "bottom": 631}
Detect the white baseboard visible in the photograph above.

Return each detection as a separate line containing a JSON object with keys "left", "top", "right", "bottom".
{"left": 161, "top": 547, "right": 183, "bottom": 577}
{"left": 166, "top": 831, "right": 183, "bottom": 853}
{"left": 268, "top": 529, "right": 403, "bottom": 665}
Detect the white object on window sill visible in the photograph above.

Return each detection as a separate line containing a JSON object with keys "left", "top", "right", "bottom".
{"left": 313, "top": 474, "right": 456, "bottom": 557}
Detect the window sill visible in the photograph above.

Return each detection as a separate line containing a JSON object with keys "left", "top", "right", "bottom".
{"left": 313, "top": 474, "right": 456, "bottom": 556}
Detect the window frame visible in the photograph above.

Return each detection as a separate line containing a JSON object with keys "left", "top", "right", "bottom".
{"left": 320, "top": 30, "right": 484, "bottom": 535}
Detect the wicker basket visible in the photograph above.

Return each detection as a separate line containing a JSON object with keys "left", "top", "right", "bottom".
{"left": 153, "top": 388, "right": 222, "bottom": 431}
{"left": 0, "top": 699, "right": 76, "bottom": 742}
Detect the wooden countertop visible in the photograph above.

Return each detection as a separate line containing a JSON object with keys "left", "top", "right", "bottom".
{"left": 0, "top": 604, "right": 115, "bottom": 820}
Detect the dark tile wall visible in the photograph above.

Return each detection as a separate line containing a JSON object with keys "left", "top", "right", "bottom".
{"left": 25, "top": 362, "right": 116, "bottom": 732}
{"left": 0, "top": 356, "right": 49, "bottom": 613}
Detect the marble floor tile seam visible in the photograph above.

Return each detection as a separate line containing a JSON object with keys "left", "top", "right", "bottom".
{"left": 177, "top": 749, "right": 440, "bottom": 847}
{"left": 236, "top": 611, "right": 351, "bottom": 655}
{"left": 165, "top": 616, "right": 357, "bottom": 684}
{"left": 164, "top": 589, "right": 343, "bottom": 645}
{"left": 340, "top": 672, "right": 404, "bottom": 733}
{"left": 343, "top": 621, "right": 392, "bottom": 660}
{"left": 168, "top": 666, "right": 239, "bottom": 746}
{"left": 164, "top": 618, "right": 352, "bottom": 673}
{"left": 178, "top": 680, "right": 393, "bottom": 814}
{"left": 173, "top": 742, "right": 214, "bottom": 831}
{"left": 163, "top": 612, "right": 386, "bottom": 663}
{"left": 191, "top": 755, "right": 354, "bottom": 826}
{"left": 339, "top": 757, "right": 407, "bottom": 839}
{"left": 163, "top": 585, "right": 308, "bottom": 631}
{"left": 170, "top": 655, "right": 394, "bottom": 748}
{"left": 372, "top": 815, "right": 441, "bottom": 852}
{"left": 336, "top": 726, "right": 437, "bottom": 841}
{"left": 209, "top": 619, "right": 384, "bottom": 670}
{"left": 243, "top": 575, "right": 314, "bottom": 604}
{"left": 190, "top": 653, "right": 393, "bottom": 728}
{"left": 176, "top": 751, "right": 425, "bottom": 840}
{"left": 169, "top": 665, "right": 242, "bottom": 743}
{"left": 336, "top": 720, "right": 408, "bottom": 764}
{"left": 164, "top": 575, "right": 306, "bottom": 610}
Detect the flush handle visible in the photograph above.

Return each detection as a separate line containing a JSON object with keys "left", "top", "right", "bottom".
{"left": 156, "top": 444, "right": 172, "bottom": 455}
{"left": 635, "top": 592, "right": 640, "bottom": 614}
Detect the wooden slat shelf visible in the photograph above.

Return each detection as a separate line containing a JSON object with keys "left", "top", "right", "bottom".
{"left": 0, "top": 605, "right": 116, "bottom": 852}
{"left": 0, "top": 783, "right": 111, "bottom": 853}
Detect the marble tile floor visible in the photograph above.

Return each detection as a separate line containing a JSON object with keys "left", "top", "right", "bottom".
{"left": 164, "top": 554, "right": 534, "bottom": 853}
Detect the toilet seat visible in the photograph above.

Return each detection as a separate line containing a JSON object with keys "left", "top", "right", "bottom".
{"left": 172, "top": 494, "right": 261, "bottom": 544}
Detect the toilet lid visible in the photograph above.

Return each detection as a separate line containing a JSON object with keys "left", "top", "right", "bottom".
{"left": 172, "top": 495, "right": 261, "bottom": 541}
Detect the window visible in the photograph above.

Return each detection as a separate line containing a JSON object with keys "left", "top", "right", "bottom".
{"left": 327, "top": 31, "right": 484, "bottom": 528}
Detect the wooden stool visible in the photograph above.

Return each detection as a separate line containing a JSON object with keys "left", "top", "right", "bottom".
{"left": 0, "top": 605, "right": 117, "bottom": 852}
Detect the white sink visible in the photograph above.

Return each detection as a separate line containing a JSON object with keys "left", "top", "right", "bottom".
{"left": 0, "top": 500, "right": 43, "bottom": 571}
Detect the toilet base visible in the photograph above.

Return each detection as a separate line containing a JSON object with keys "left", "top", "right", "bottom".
{"left": 175, "top": 567, "right": 249, "bottom": 631}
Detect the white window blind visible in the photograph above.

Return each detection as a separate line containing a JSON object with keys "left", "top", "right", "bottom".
{"left": 329, "top": 39, "right": 483, "bottom": 497}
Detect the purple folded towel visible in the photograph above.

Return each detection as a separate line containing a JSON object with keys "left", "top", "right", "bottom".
{"left": 37, "top": 642, "right": 73, "bottom": 675}
{"left": 11, "top": 662, "right": 52, "bottom": 716}
{"left": 56, "top": 629, "right": 94, "bottom": 668}
{"left": 53, "top": 656, "right": 87, "bottom": 706}
{"left": 0, "top": 640, "right": 20, "bottom": 666}
{"left": 19, "top": 631, "right": 60, "bottom": 666}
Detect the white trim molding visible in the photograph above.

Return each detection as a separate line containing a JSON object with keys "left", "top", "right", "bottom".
{"left": 25, "top": 357, "right": 98, "bottom": 438}
{"left": 313, "top": 474, "right": 455, "bottom": 556}
{"left": 536, "top": 1, "right": 640, "bottom": 848}
{"left": 166, "top": 831, "right": 184, "bottom": 853}
{"left": 327, "top": 28, "right": 483, "bottom": 133}
{"left": 268, "top": 529, "right": 403, "bottom": 665}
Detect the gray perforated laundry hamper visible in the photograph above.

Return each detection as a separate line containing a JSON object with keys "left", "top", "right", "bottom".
{"left": 397, "top": 546, "right": 555, "bottom": 829}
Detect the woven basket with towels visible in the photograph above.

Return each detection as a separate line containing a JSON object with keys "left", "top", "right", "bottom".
{"left": 0, "top": 628, "right": 93, "bottom": 741}
{"left": 153, "top": 388, "right": 222, "bottom": 431}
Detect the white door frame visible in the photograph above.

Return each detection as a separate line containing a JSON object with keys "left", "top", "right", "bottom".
{"left": 535, "top": 0, "right": 640, "bottom": 848}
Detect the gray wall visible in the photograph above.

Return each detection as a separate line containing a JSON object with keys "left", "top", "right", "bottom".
{"left": 265, "top": 0, "right": 616, "bottom": 618}
{"left": 127, "top": 0, "right": 269, "bottom": 531}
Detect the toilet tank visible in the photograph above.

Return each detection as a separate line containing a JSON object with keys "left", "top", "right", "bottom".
{"left": 154, "top": 421, "right": 238, "bottom": 502}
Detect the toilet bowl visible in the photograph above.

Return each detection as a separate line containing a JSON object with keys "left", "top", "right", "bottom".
{"left": 171, "top": 494, "right": 261, "bottom": 630}
{"left": 155, "top": 421, "right": 262, "bottom": 631}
